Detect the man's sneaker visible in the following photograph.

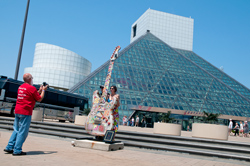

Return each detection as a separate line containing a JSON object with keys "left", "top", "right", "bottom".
{"left": 12, "top": 151, "right": 26, "bottom": 156}
{"left": 4, "top": 149, "right": 13, "bottom": 154}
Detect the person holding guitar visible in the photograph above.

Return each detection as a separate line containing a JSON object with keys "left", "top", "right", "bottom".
{"left": 107, "top": 85, "right": 120, "bottom": 133}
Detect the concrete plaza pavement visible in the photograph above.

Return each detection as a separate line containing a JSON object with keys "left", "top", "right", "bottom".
{"left": 1, "top": 127, "right": 250, "bottom": 166}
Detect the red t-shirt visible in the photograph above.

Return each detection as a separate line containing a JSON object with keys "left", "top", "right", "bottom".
{"left": 15, "top": 83, "right": 41, "bottom": 115}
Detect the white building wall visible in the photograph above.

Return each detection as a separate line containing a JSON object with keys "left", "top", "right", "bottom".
{"left": 130, "top": 9, "right": 194, "bottom": 51}
{"left": 24, "top": 43, "right": 92, "bottom": 90}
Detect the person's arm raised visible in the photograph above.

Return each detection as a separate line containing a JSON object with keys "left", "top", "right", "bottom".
{"left": 115, "top": 94, "right": 120, "bottom": 107}
{"left": 37, "top": 85, "right": 48, "bottom": 102}
{"left": 38, "top": 85, "right": 43, "bottom": 94}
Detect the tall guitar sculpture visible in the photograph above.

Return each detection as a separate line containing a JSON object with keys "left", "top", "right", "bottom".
{"left": 85, "top": 46, "right": 121, "bottom": 136}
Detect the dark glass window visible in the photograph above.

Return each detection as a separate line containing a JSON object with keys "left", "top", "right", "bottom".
{"left": 133, "top": 24, "right": 137, "bottom": 37}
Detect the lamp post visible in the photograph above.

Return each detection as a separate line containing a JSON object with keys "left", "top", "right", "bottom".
{"left": 14, "top": 0, "right": 30, "bottom": 80}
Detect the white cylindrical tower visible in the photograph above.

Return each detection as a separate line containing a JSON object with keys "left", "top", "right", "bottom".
{"left": 25, "top": 43, "right": 92, "bottom": 90}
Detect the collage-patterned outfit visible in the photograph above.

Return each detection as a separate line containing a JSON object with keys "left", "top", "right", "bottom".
{"left": 107, "top": 98, "right": 119, "bottom": 132}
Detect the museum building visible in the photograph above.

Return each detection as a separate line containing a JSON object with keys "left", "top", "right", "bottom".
{"left": 68, "top": 9, "right": 250, "bottom": 129}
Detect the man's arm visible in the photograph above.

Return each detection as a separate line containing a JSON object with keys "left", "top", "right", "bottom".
{"left": 38, "top": 85, "right": 42, "bottom": 94}
{"left": 37, "top": 85, "right": 48, "bottom": 102}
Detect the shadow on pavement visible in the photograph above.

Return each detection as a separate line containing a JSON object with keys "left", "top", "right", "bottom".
{"left": 27, "top": 151, "right": 57, "bottom": 155}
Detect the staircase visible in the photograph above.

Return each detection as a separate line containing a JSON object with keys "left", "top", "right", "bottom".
{"left": 0, "top": 116, "right": 250, "bottom": 161}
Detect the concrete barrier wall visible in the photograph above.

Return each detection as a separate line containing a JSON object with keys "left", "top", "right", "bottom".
{"left": 153, "top": 123, "right": 181, "bottom": 136}
{"left": 74, "top": 115, "right": 87, "bottom": 126}
{"left": 192, "top": 123, "right": 228, "bottom": 140}
{"left": 32, "top": 109, "right": 43, "bottom": 121}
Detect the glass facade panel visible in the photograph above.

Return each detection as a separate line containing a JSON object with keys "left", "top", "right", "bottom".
{"left": 176, "top": 49, "right": 250, "bottom": 101}
{"left": 69, "top": 33, "right": 250, "bottom": 123}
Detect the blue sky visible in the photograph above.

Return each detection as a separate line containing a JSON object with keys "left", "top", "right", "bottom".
{"left": 0, "top": 0, "right": 250, "bottom": 89}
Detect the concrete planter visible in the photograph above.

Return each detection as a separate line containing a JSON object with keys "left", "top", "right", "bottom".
{"left": 74, "top": 115, "right": 87, "bottom": 126}
{"left": 192, "top": 123, "right": 228, "bottom": 140}
{"left": 32, "top": 109, "right": 43, "bottom": 121}
{"left": 153, "top": 123, "right": 181, "bottom": 136}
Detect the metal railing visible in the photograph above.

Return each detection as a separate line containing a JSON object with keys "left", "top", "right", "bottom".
{"left": 3, "top": 97, "right": 80, "bottom": 122}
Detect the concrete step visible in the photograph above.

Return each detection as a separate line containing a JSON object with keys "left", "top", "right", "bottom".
{"left": 122, "top": 141, "right": 250, "bottom": 161}
{"left": 117, "top": 130, "right": 250, "bottom": 148}
{"left": 2, "top": 120, "right": 249, "bottom": 155}
{"left": 1, "top": 116, "right": 250, "bottom": 161}
{"left": 115, "top": 134, "right": 250, "bottom": 155}
{"left": 1, "top": 116, "right": 250, "bottom": 147}
{"left": 2, "top": 117, "right": 250, "bottom": 150}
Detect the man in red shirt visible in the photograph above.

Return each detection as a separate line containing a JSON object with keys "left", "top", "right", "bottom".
{"left": 4, "top": 73, "right": 48, "bottom": 155}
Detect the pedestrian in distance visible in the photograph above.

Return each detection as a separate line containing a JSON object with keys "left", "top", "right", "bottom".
{"left": 233, "top": 123, "right": 239, "bottom": 136}
{"left": 243, "top": 121, "right": 249, "bottom": 138}
{"left": 228, "top": 119, "right": 233, "bottom": 136}
{"left": 4, "top": 73, "right": 48, "bottom": 155}
{"left": 127, "top": 117, "right": 130, "bottom": 126}
{"left": 141, "top": 115, "right": 147, "bottom": 128}
{"left": 123, "top": 115, "right": 127, "bottom": 126}
{"left": 131, "top": 117, "right": 135, "bottom": 127}
{"left": 135, "top": 115, "right": 139, "bottom": 127}
{"left": 239, "top": 121, "right": 244, "bottom": 137}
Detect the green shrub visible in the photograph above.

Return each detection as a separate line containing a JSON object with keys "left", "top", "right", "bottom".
{"left": 202, "top": 111, "right": 221, "bottom": 124}
{"left": 158, "top": 111, "right": 175, "bottom": 123}
{"left": 82, "top": 108, "right": 91, "bottom": 115}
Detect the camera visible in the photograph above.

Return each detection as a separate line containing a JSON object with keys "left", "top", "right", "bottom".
{"left": 43, "top": 82, "right": 49, "bottom": 87}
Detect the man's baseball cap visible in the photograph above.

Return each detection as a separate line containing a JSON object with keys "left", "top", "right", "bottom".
{"left": 100, "top": 85, "right": 104, "bottom": 88}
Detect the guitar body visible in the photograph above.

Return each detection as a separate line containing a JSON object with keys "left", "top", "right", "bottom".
{"left": 85, "top": 46, "right": 121, "bottom": 136}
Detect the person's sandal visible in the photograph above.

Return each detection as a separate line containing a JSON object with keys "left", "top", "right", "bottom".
{"left": 4, "top": 149, "right": 13, "bottom": 154}
{"left": 12, "top": 151, "right": 26, "bottom": 156}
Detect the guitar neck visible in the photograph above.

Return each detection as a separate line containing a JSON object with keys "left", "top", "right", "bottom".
{"left": 100, "top": 60, "right": 115, "bottom": 103}
{"left": 99, "top": 46, "right": 120, "bottom": 103}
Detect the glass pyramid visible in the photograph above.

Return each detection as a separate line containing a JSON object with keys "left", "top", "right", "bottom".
{"left": 176, "top": 49, "right": 250, "bottom": 101}
{"left": 69, "top": 32, "right": 250, "bottom": 122}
